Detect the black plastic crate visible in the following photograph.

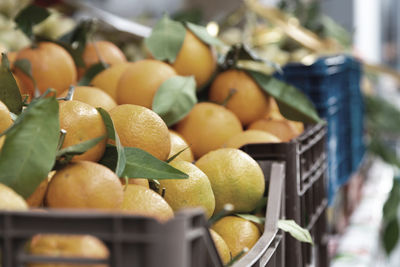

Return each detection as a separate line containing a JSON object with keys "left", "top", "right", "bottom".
{"left": 242, "top": 123, "right": 329, "bottom": 267}
{"left": 0, "top": 162, "right": 285, "bottom": 267}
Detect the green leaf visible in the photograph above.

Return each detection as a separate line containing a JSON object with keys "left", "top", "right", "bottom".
{"left": 166, "top": 146, "right": 190, "bottom": 163}
{"left": 97, "top": 108, "right": 126, "bottom": 177}
{"left": 152, "top": 76, "right": 197, "bottom": 126}
{"left": 365, "top": 95, "right": 400, "bottom": 135}
{"left": 247, "top": 70, "right": 321, "bottom": 123}
{"left": 368, "top": 138, "right": 400, "bottom": 168}
{"left": 123, "top": 147, "right": 188, "bottom": 179}
{"left": 236, "top": 214, "right": 265, "bottom": 225}
{"left": 383, "top": 218, "right": 400, "bottom": 255}
{"left": 78, "top": 63, "right": 108, "bottom": 86}
{"left": 185, "top": 22, "right": 225, "bottom": 47}
{"left": 277, "top": 220, "right": 313, "bottom": 244}
{"left": 0, "top": 94, "right": 59, "bottom": 198}
{"left": 0, "top": 54, "right": 22, "bottom": 114}
{"left": 144, "top": 15, "right": 186, "bottom": 63}
{"left": 383, "top": 179, "right": 400, "bottom": 222}
{"left": 15, "top": 4, "right": 50, "bottom": 40}
{"left": 56, "top": 136, "right": 105, "bottom": 159}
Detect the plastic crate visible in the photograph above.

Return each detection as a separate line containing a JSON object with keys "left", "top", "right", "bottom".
{"left": 275, "top": 55, "right": 365, "bottom": 199}
{"left": 241, "top": 123, "right": 329, "bottom": 267}
{"left": 0, "top": 162, "right": 285, "bottom": 267}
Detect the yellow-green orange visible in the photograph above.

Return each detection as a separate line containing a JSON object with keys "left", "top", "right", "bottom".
{"left": 46, "top": 161, "right": 123, "bottom": 210}
{"left": 212, "top": 216, "right": 261, "bottom": 258}
{"left": 168, "top": 130, "right": 194, "bottom": 162}
{"left": 116, "top": 59, "right": 176, "bottom": 108}
{"left": 122, "top": 184, "right": 174, "bottom": 222}
{"left": 224, "top": 130, "right": 281, "bottom": 149}
{"left": 0, "top": 100, "right": 13, "bottom": 133}
{"left": 159, "top": 160, "right": 215, "bottom": 219}
{"left": 0, "top": 183, "right": 28, "bottom": 210}
{"left": 210, "top": 229, "right": 231, "bottom": 264}
{"left": 196, "top": 148, "right": 265, "bottom": 214}
{"left": 175, "top": 102, "right": 242, "bottom": 159}
{"left": 109, "top": 104, "right": 170, "bottom": 161}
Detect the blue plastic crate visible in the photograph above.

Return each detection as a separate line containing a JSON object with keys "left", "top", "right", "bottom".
{"left": 275, "top": 55, "right": 364, "bottom": 202}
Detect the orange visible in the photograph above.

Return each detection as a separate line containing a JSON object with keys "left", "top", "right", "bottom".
{"left": 59, "top": 100, "right": 107, "bottom": 162}
{"left": 175, "top": 102, "right": 243, "bottom": 159}
{"left": 224, "top": 130, "right": 281, "bottom": 148}
{"left": 0, "top": 183, "right": 28, "bottom": 210}
{"left": 79, "top": 40, "right": 126, "bottom": 78}
{"left": 288, "top": 120, "right": 305, "bottom": 135}
{"left": 168, "top": 130, "right": 194, "bottom": 162}
{"left": 120, "top": 178, "right": 149, "bottom": 188}
{"left": 248, "top": 119, "right": 299, "bottom": 142}
{"left": 159, "top": 160, "right": 215, "bottom": 219}
{"left": 14, "top": 42, "right": 77, "bottom": 97}
{"left": 210, "top": 229, "right": 231, "bottom": 265}
{"left": 264, "top": 97, "right": 284, "bottom": 120}
{"left": 116, "top": 59, "right": 176, "bottom": 108}
{"left": 26, "top": 178, "right": 49, "bottom": 208}
{"left": 109, "top": 104, "right": 170, "bottom": 161}
{"left": 195, "top": 148, "right": 265, "bottom": 214}
{"left": 0, "top": 100, "right": 13, "bottom": 133}
{"left": 91, "top": 62, "right": 132, "bottom": 100}
{"left": 171, "top": 30, "right": 217, "bottom": 88}
{"left": 122, "top": 184, "right": 174, "bottom": 222}
{"left": 46, "top": 161, "right": 123, "bottom": 210}
{"left": 29, "top": 234, "right": 109, "bottom": 267}
{"left": 209, "top": 69, "right": 270, "bottom": 125}
{"left": 59, "top": 86, "right": 117, "bottom": 111}
{"left": 211, "top": 216, "right": 261, "bottom": 258}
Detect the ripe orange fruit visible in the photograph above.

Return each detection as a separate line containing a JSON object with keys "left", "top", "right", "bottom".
{"left": 79, "top": 40, "right": 126, "bottom": 78}
{"left": 109, "top": 104, "right": 171, "bottom": 161}
{"left": 211, "top": 216, "right": 261, "bottom": 258}
{"left": 122, "top": 184, "right": 174, "bottom": 222}
{"left": 26, "top": 178, "right": 49, "bottom": 208}
{"left": 14, "top": 42, "right": 77, "bottom": 97}
{"left": 120, "top": 178, "right": 149, "bottom": 188}
{"left": 46, "top": 161, "right": 123, "bottom": 210}
{"left": 264, "top": 97, "right": 284, "bottom": 120}
{"left": 210, "top": 229, "right": 231, "bottom": 265}
{"left": 209, "top": 69, "right": 270, "bottom": 125}
{"left": 168, "top": 130, "right": 194, "bottom": 162}
{"left": 175, "top": 102, "right": 243, "bottom": 159}
{"left": 171, "top": 30, "right": 217, "bottom": 88}
{"left": 0, "top": 183, "right": 28, "bottom": 210}
{"left": 159, "top": 160, "right": 215, "bottom": 219}
{"left": 29, "top": 234, "right": 109, "bottom": 267}
{"left": 91, "top": 62, "right": 132, "bottom": 100}
{"left": 59, "top": 86, "right": 117, "bottom": 111}
{"left": 224, "top": 130, "right": 281, "bottom": 149}
{"left": 248, "top": 119, "right": 299, "bottom": 142}
{"left": 0, "top": 101, "right": 13, "bottom": 133}
{"left": 116, "top": 59, "right": 176, "bottom": 108}
{"left": 195, "top": 148, "right": 265, "bottom": 214}
{"left": 59, "top": 100, "right": 107, "bottom": 162}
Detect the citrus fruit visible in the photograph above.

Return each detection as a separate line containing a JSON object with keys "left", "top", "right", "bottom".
{"left": 122, "top": 184, "right": 174, "bottom": 222}
{"left": 0, "top": 100, "right": 13, "bottom": 133}
{"left": 26, "top": 178, "right": 49, "bottom": 208}
{"left": 109, "top": 104, "right": 171, "bottom": 161}
{"left": 116, "top": 59, "right": 176, "bottom": 108}
{"left": 14, "top": 42, "right": 77, "bottom": 97}
{"left": 120, "top": 178, "right": 149, "bottom": 188}
{"left": 209, "top": 69, "right": 270, "bottom": 125}
{"left": 0, "top": 183, "right": 28, "bottom": 210}
{"left": 59, "top": 86, "right": 117, "bottom": 111}
{"left": 171, "top": 30, "right": 216, "bottom": 88}
{"left": 91, "top": 62, "right": 131, "bottom": 100}
{"left": 248, "top": 119, "right": 299, "bottom": 142}
{"left": 46, "top": 161, "right": 123, "bottom": 210}
{"left": 79, "top": 40, "right": 126, "bottom": 78}
{"left": 168, "top": 130, "right": 194, "bottom": 162}
{"left": 211, "top": 216, "right": 261, "bottom": 258}
{"left": 224, "top": 130, "right": 281, "bottom": 148}
{"left": 59, "top": 100, "right": 107, "bottom": 162}
{"left": 264, "top": 97, "right": 284, "bottom": 120}
{"left": 210, "top": 229, "right": 231, "bottom": 265}
{"left": 159, "top": 160, "right": 215, "bottom": 219}
{"left": 195, "top": 148, "right": 265, "bottom": 214}
{"left": 175, "top": 102, "right": 243, "bottom": 159}
{"left": 288, "top": 120, "right": 304, "bottom": 135}
{"left": 29, "top": 234, "right": 109, "bottom": 267}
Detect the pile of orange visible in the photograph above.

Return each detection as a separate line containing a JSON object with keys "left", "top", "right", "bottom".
{"left": 0, "top": 22, "right": 305, "bottom": 264}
